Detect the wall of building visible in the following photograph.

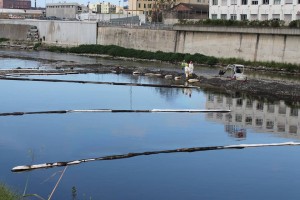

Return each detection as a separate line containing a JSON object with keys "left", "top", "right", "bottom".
{"left": 0, "top": 19, "right": 97, "bottom": 45}
{"left": 97, "top": 26, "right": 177, "bottom": 53}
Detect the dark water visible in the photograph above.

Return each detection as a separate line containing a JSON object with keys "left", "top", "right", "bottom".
{"left": 0, "top": 53, "right": 300, "bottom": 200}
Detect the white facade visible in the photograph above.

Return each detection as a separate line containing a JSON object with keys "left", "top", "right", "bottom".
{"left": 210, "top": 0, "right": 300, "bottom": 22}
{"left": 205, "top": 93, "right": 300, "bottom": 138}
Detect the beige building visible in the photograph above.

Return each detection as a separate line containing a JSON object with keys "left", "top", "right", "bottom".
{"left": 46, "top": 3, "right": 88, "bottom": 19}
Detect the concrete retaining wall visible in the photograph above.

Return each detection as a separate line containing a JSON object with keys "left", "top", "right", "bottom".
{"left": 97, "top": 27, "right": 177, "bottom": 53}
{"left": 1, "top": 20, "right": 299, "bottom": 64}
{"left": 0, "top": 24, "right": 31, "bottom": 40}
{"left": 0, "top": 19, "right": 97, "bottom": 46}
{"left": 173, "top": 26, "right": 300, "bottom": 64}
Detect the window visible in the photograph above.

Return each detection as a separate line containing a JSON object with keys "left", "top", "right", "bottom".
{"left": 262, "top": 0, "right": 269, "bottom": 4}
{"left": 241, "top": 14, "right": 247, "bottom": 20}
{"left": 208, "top": 94, "right": 214, "bottom": 102}
{"left": 148, "top": 4, "right": 152, "bottom": 8}
{"left": 266, "top": 120, "right": 274, "bottom": 129}
{"left": 267, "top": 104, "right": 274, "bottom": 113}
{"left": 226, "top": 97, "right": 232, "bottom": 106}
{"left": 246, "top": 99, "right": 253, "bottom": 108}
{"left": 245, "top": 116, "right": 252, "bottom": 125}
{"left": 277, "top": 123, "right": 285, "bottom": 132}
{"left": 236, "top": 99, "right": 243, "bottom": 107}
{"left": 222, "top": 0, "right": 227, "bottom": 5}
{"left": 230, "top": 14, "right": 237, "bottom": 20}
{"left": 252, "top": 0, "right": 258, "bottom": 4}
{"left": 285, "top": 0, "right": 292, "bottom": 3}
{"left": 284, "top": 14, "right": 292, "bottom": 23}
{"left": 216, "top": 113, "right": 223, "bottom": 119}
{"left": 217, "top": 95, "right": 223, "bottom": 103}
{"left": 221, "top": 14, "right": 227, "bottom": 19}
{"left": 256, "top": 102, "right": 264, "bottom": 111}
{"left": 212, "top": 14, "right": 218, "bottom": 19}
{"left": 235, "top": 114, "right": 242, "bottom": 122}
{"left": 225, "top": 114, "right": 232, "bottom": 122}
{"left": 290, "top": 108, "right": 298, "bottom": 116}
{"left": 261, "top": 14, "right": 268, "bottom": 20}
{"left": 231, "top": 0, "right": 237, "bottom": 4}
{"left": 138, "top": 3, "right": 141, "bottom": 8}
{"left": 274, "top": 0, "right": 281, "bottom": 4}
{"left": 278, "top": 105, "right": 286, "bottom": 114}
{"left": 144, "top": 4, "right": 146, "bottom": 8}
{"left": 289, "top": 125, "right": 297, "bottom": 134}
{"left": 256, "top": 118, "right": 263, "bottom": 126}
{"left": 213, "top": 0, "right": 218, "bottom": 5}
{"left": 251, "top": 14, "right": 258, "bottom": 20}
{"left": 241, "top": 0, "right": 248, "bottom": 4}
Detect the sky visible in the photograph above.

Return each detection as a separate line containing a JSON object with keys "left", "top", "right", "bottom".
{"left": 38, "top": 0, "right": 127, "bottom": 8}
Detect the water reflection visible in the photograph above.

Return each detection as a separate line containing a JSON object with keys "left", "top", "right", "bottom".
{"left": 205, "top": 92, "right": 300, "bottom": 139}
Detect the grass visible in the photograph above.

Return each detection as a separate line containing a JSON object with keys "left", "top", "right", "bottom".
{"left": 0, "top": 38, "right": 9, "bottom": 43}
{"left": 0, "top": 183, "right": 21, "bottom": 200}
{"left": 44, "top": 44, "right": 300, "bottom": 73}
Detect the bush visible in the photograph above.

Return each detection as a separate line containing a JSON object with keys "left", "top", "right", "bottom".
{"left": 289, "top": 20, "right": 300, "bottom": 28}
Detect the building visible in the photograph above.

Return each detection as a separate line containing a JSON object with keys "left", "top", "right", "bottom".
{"left": 205, "top": 93, "right": 300, "bottom": 138}
{"left": 0, "top": 0, "right": 31, "bottom": 9}
{"left": 46, "top": 3, "right": 88, "bottom": 19}
{"left": 210, "top": 0, "right": 300, "bottom": 22}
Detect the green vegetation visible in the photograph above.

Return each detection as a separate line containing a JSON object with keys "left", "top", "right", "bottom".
{"left": 33, "top": 42, "right": 42, "bottom": 50}
{"left": 0, "top": 183, "right": 21, "bottom": 200}
{"left": 177, "top": 19, "right": 300, "bottom": 28}
{"left": 0, "top": 38, "right": 9, "bottom": 43}
{"left": 46, "top": 44, "right": 300, "bottom": 72}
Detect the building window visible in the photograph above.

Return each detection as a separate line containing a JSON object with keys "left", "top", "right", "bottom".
{"left": 216, "top": 113, "right": 223, "bottom": 119}
{"left": 277, "top": 123, "right": 285, "bottom": 132}
{"left": 222, "top": 0, "right": 227, "bottom": 5}
{"left": 289, "top": 125, "right": 297, "bottom": 134}
{"left": 252, "top": 0, "right": 258, "bottom": 4}
{"left": 217, "top": 95, "right": 223, "bottom": 103}
{"left": 138, "top": 3, "right": 141, "bottom": 8}
{"left": 241, "top": 0, "right": 248, "bottom": 4}
{"left": 266, "top": 120, "right": 274, "bottom": 129}
{"left": 213, "top": 0, "right": 218, "bottom": 5}
{"left": 236, "top": 98, "right": 243, "bottom": 107}
{"left": 284, "top": 14, "right": 292, "bottom": 23}
{"left": 241, "top": 14, "right": 247, "bottom": 20}
{"left": 262, "top": 0, "right": 269, "bottom": 4}
{"left": 212, "top": 14, "right": 218, "bottom": 19}
{"left": 144, "top": 4, "right": 146, "bottom": 8}
{"left": 261, "top": 14, "right": 268, "bottom": 20}
{"left": 226, "top": 97, "right": 232, "bottom": 106}
{"left": 230, "top": 14, "right": 237, "bottom": 20}
{"left": 285, "top": 0, "right": 292, "bottom": 3}
{"left": 256, "top": 102, "right": 264, "bottom": 111}
{"left": 274, "top": 0, "right": 281, "bottom": 4}
{"left": 267, "top": 104, "right": 274, "bottom": 113}
{"left": 251, "top": 14, "right": 258, "bottom": 20}
{"left": 245, "top": 116, "right": 252, "bottom": 125}
{"left": 225, "top": 113, "right": 232, "bottom": 122}
{"left": 208, "top": 94, "right": 214, "bottom": 102}
{"left": 235, "top": 114, "right": 242, "bottom": 122}
{"left": 256, "top": 118, "right": 263, "bottom": 126}
{"left": 221, "top": 14, "right": 227, "bottom": 19}
{"left": 290, "top": 108, "right": 298, "bottom": 116}
{"left": 278, "top": 105, "right": 286, "bottom": 114}
{"left": 246, "top": 99, "right": 253, "bottom": 108}
{"left": 231, "top": 0, "right": 237, "bottom": 4}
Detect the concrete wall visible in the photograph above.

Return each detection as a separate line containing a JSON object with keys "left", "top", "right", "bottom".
{"left": 1, "top": 20, "right": 300, "bottom": 64}
{"left": 0, "top": 24, "right": 31, "bottom": 40}
{"left": 0, "top": 19, "right": 97, "bottom": 46}
{"left": 173, "top": 26, "right": 300, "bottom": 64}
{"left": 97, "top": 27, "right": 177, "bottom": 53}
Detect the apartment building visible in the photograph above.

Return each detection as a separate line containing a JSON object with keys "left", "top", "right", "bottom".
{"left": 46, "top": 3, "right": 88, "bottom": 19}
{"left": 210, "top": 0, "right": 300, "bottom": 22}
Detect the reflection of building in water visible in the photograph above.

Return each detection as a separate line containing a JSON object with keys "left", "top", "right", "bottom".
{"left": 205, "top": 93, "right": 300, "bottom": 138}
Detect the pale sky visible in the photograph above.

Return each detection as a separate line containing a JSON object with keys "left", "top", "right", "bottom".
{"left": 39, "top": 0, "right": 127, "bottom": 8}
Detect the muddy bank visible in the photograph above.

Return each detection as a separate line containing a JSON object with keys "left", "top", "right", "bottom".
{"left": 0, "top": 62, "right": 299, "bottom": 105}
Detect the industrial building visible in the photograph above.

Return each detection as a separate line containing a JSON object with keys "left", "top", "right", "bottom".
{"left": 0, "top": 0, "right": 31, "bottom": 9}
